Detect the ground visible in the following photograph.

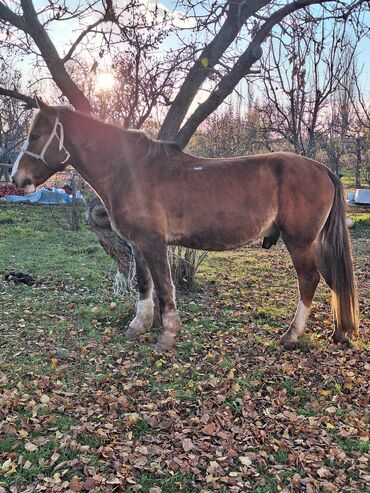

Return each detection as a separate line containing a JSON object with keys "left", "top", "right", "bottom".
{"left": 0, "top": 203, "right": 369, "bottom": 493}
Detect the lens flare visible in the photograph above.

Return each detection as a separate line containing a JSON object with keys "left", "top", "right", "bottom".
{"left": 96, "top": 72, "right": 116, "bottom": 92}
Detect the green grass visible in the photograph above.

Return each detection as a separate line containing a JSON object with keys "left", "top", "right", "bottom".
{"left": 0, "top": 203, "right": 369, "bottom": 491}
{"left": 337, "top": 437, "right": 370, "bottom": 454}
{"left": 135, "top": 473, "right": 201, "bottom": 493}
{"left": 0, "top": 204, "right": 114, "bottom": 289}
{"left": 0, "top": 440, "right": 82, "bottom": 486}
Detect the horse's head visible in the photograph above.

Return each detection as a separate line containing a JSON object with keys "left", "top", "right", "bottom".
{"left": 12, "top": 96, "right": 70, "bottom": 193}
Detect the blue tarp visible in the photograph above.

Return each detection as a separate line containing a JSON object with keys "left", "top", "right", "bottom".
{"left": 1, "top": 188, "right": 86, "bottom": 205}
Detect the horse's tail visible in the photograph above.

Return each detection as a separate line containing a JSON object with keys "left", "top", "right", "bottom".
{"left": 318, "top": 171, "right": 359, "bottom": 340}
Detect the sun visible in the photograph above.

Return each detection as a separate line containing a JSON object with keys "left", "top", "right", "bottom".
{"left": 96, "top": 72, "right": 116, "bottom": 92}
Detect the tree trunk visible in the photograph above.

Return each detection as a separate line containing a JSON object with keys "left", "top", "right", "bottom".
{"left": 86, "top": 197, "right": 133, "bottom": 273}
{"left": 158, "top": 0, "right": 269, "bottom": 140}
{"left": 335, "top": 160, "right": 340, "bottom": 176}
{"left": 355, "top": 137, "right": 362, "bottom": 188}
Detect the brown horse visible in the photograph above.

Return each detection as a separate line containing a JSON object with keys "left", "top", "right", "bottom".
{"left": 12, "top": 97, "right": 359, "bottom": 352}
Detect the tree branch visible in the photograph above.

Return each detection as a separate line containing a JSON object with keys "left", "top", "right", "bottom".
{"left": 158, "top": 0, "right": 270, "bottom": 140}
{"left": 62, "top": 17, "right": 105, "bottom": 63}
{"left": 0, "top": 0, "right": 93, "bottom": 113}
{"left": 0, "top": 1, "right": 27, "bottom": 31}
{"left": 175, "top": 0, "right": 365, "bottom": 148}
{"left": 0, "top": 87, "right": 36, "bottom": 109}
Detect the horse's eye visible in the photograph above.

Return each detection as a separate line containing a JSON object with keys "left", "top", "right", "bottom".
{"left": 30, "top": 134, "right": 39, "bottom": 141}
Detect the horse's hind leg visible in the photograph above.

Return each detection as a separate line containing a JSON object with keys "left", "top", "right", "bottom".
{"left": 126, "top": 246, "right": 154, "bottom": 339}
{"left": 281, "top": 244, "right": 320, "bottom": 349}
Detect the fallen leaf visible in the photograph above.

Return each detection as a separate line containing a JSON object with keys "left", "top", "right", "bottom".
{"left": 82, "top": 478, "right": 98, "bottom": 491}
{"left": 203, "top": 423, "right": 216, "bottom": 435}
{"left": 69, "top": 476, "right": 82, "bottom": 492}
{"left": 1, "top": 458, "right": 12, "bottom": 471}
{"left": 125, "top": 413, "right": 140, "bottom": 427}
{"left": 23, "top": 460, "right": 32, "bottom": 470}
{"left": 317, "top": 467, "right": 331, "bottom": 478}
{"left": 231, "top": 382, "right": 241, "bottom": 393}
{"left": 239, "top": 456, "right": 252, "bottom": 466}
{"left": 182, "top": 438, "right": 194, "bottom": 452}
{"left": 24, "top": 442, "right": 38, "bottom": 452}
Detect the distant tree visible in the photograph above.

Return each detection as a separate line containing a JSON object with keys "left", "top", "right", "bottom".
{"left": 0, "top": 60, "right": 31, "bottom": 162}
{"left": 189, "top": 105, "right": 267, "bottom": 158}
{"left": 321, "top": 54, "right": 369, "bottom": 182}
{"left": 259, "top": 15, "right": 358, "bottom": 158}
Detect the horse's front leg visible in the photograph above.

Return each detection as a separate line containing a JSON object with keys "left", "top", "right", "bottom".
{"left": 137, "top": 236, "right": 181, "bottom": 352}
{"left": 126, "top": 246, "right": 154, "bottom": 339}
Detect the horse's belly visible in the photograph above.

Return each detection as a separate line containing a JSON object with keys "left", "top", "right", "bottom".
{"left": 168, "top": 222, "right": 263, "bottom": 251}
{"left": 164, "top": 171, "right": 278, "bottom": 250}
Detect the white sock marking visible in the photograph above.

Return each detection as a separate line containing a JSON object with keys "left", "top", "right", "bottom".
{"left": 136, "top": 297, "right": 154, "bottom": 323}
{"left": 129, "top": 287, "right": 154, "bottom": 333}
{"left": 292, "top": 300, "right": 311, "bottom": 337}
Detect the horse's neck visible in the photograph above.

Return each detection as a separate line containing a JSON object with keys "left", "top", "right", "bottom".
{"left": 65, "top": 112, "right": 124, "bottom": 200}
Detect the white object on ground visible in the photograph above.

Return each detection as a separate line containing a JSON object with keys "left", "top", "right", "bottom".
{"left": 346, "top": 218, "right": 355, "bottom": 229}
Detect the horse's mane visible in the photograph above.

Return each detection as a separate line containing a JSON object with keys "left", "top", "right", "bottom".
{"left": 61, "top": 107, "right": 182, "bottom": 160}
{"left": 118, "top": 128, "right": 181, "bottom": 159}
{"left": 145, "top": 139, "right": 182, "bottom": 159}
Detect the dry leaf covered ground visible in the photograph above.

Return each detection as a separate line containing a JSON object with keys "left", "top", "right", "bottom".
{"left": 0, "top": 204, "right": 369, "bottom": 493}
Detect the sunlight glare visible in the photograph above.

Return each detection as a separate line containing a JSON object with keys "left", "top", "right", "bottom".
{"left": 96, "top": 72, "right": 116, "bottom": 92}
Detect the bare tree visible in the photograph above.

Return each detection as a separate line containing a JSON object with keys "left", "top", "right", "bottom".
{"left": 93, "top": 38, "right": 181, "bottom": 128}
{"left": 344, "top": 63, "right": 370, "bottom": 186}
{"left": 1, "top": 1, "right": 368, "bottom": 143}
{"left": 321, "top": 53, "right": 369, "bottom": 181}
{"left": 259, "top": 14, "right": 359, "bottom": 158}
{"left": 0, "top": 61, "right": 31, "bottom": 162}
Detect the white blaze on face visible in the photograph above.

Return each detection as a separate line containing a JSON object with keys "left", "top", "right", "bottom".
{"left": 11, "top": 140, "right": 29, "bottom": 178}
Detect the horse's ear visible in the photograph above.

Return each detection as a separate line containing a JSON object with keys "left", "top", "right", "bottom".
{"left": 35, "top": 95, "right": 55, "bottom": 120}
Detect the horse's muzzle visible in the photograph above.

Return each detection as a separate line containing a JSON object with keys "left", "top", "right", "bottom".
{"left": 12, "top": 176, "right": 35, "bottom": 194}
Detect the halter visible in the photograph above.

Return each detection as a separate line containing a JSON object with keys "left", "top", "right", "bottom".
{"left": 22, "top": 115, "right": 71, "bottom": 170}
